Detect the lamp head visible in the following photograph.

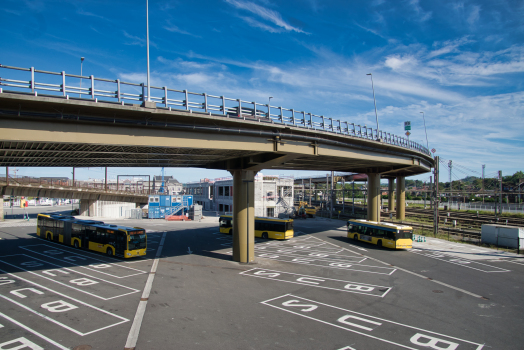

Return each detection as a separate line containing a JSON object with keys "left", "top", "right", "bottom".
{"left": 81, "top": 57, "right": 85, "bottom": 62}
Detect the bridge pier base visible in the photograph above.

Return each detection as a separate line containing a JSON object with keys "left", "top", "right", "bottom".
{"left": 396, "top": 176, "right": 406, "bottom": 220}
{"left": 231, "top": 170, "right": 255, "bottom": 263}
{"left": 388, "top": 178, "right": 395, "bottom": 213}
{"left": 367, "top": 173, "right": 380, "bottom": 222}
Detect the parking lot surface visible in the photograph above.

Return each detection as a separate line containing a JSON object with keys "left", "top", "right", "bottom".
{"left": 1, "top": 216, "right": 523, "bottom": 349}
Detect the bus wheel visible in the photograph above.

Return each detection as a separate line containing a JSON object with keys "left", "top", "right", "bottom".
{"left": 74, "top": 240, "right": 79, "bottom": 249}
{"left": 262, "top": 232, "right": 268, "bottom": 239}
{"left": 106, "top": 248, "right": 113, "bottom": 257}
{"left": 377, "top": 240, "right": 382, "bottom": 248}
{"left": 353, "top": 234, "right": 358, "bottom": 241}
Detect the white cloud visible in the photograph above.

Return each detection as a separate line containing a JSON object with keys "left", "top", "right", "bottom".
{"left": 384, "top": 55, "right": 417, "bottom": 70}
{"left": 163, "top": 21, "right": 201, "bottom": 38}
{"left": 408, "top": 0, "right": 432, "bottom": 22}
{"left": 225, "top": 0, "right": 308, "bottom": 34}
{"left": 467, "top": 5, "right": 481, "bottom": 25}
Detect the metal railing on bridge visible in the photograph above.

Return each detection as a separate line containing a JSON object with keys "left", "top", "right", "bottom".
{"left": 0, "top": 64, "right": 430, "bottom": 156}
{"left": 0, "top": 174, "right": 163, "bottom": 196}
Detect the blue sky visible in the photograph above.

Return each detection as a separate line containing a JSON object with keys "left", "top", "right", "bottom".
{"left": 1, "top": 0, "right": 523, "bottom": 183}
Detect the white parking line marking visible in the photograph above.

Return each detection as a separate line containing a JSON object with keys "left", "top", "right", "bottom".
{"left": 311, "top": 236, "right": 487, "bottom": 299}
{"left": 125, "top": 231, "right": 166, "bottom": 349}
{"left": 18, "top": 245, "right": 147, "bottom": 278}
{"left": 262, "top": 294, "right": 484, "bottom": 350}
{"left": 410, "top": 249, "right": 510, "bottom": 273}
{"left": 0, "top": 272, "right": 128, "bottom": 335}
{"left": 256, "top": 253, "right": 396, "bottom": 275}
{"left": 241, "top": 268, "right": 391, "bottom": 297}
{"left": 0, "top": 312, "right": 69, "bottom": 350}
{"left": 0, "top": 255, "right": 140, "bottom": 300}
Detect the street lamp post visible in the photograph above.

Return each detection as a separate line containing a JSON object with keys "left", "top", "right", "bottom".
{"left": 80, "top": 57, "right": 84, "bottom": 98}
{"left": 420, "top": 111, "right": 429, "bottom": 150}
{"left": 146, "top": 0, "right": 151, "bottom": 103}
{"left": 366, "top": 73, "right": 380, "bottom": 140}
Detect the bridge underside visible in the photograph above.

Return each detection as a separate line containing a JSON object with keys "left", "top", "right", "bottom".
{"left": 0, "top": 92, "right": 434, "bottom": 262}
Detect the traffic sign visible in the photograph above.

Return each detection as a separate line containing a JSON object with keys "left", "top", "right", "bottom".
{"left": 431, "top": 148, "right": 436, "bottom": 153}
{"left": 404, "top": 121, "right": 411, "bottom": 131}
{"left": 405, "top": 131, "right": 411, "bottom": 137}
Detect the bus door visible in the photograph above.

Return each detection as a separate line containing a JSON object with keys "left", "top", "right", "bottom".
{"left": 53, "top": 220, "right": 64, "bottom": 243}
{"left": 63, "top": 222, "right": 72, "bottom": 245}
{"left": 115, "top": 231, "right": 127, "bottom": 256}
{"left": 84, "top": 226, "right": 96, "bottom": 250}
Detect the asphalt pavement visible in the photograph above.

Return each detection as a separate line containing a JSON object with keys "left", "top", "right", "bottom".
{"left": 0, "top": 215, "right": 523, "bottom": 349}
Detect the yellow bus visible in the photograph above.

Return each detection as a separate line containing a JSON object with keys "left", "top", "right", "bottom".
{"left": 219, "top": 215, "right": 294, "bottom": 240}
{"left": 37, "top": 214, "right": 147, "bottom": 258}
{"left": 347, "top": 219, "right": 413, "bottom": 249}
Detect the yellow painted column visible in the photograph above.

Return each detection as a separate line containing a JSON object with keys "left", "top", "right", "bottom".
{"left": 396, "top": 176, "right": 405, "bottom": 220}
{"left": 388, "top": 178, "right": 395, "bottom": 213}
{"left": 231, "top": 170, "right": 255, "bottom": 263}
{"left": 367, "top": 173, "right": 380, "bottom": 222}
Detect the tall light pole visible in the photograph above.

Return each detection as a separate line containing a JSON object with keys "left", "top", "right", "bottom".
{"left": 146, "top": 0, "right": 151, "bottom": 102}
{"left": 80, "top": 57, "right": 84, "bottom": 98}
{"left": 366, "top": 73, "right": 379, "bottom": 139}
{"left": 420, "top": 111, "right": 429, "bottom": 150}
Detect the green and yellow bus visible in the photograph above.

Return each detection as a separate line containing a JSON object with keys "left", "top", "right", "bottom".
{"left": 347, "top": 219, "right": 413, "bottom": 249}
{"left": 37, "top": 214, "right": 147, "bottom": 258}
{"left": 219, "top": 215, "right": 294, "bottom": 240}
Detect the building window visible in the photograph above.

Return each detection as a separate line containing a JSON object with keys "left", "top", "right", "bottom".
{"left": 219, "top": 204, "right": 223, "bottom": 211}
{"left": 225, "top": 186, "right": 230, "bottom": 196}
{"left": 267, "top": 208, "right": 274, "bottom": 217}
{"left": 219, "top": 187, "right": 224, "bottom": 196}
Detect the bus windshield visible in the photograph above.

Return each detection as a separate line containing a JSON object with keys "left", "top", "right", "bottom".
{"left": 128, "top": 230, "right": 147, "bottom": 250}
{"left": 397, "top": 229, "right": 413, "bottom": 240}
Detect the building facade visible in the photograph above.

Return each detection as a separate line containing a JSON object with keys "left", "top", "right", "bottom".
{"left": 184, "top": 174, "right": 294, "bottom": 217}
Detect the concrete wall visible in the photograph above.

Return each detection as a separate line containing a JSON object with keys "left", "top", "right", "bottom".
{"left": 79, "top": 200, "right": 137, "bottom": 219}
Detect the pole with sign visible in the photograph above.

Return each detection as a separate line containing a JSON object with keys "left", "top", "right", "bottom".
{"left": 404, "top": 121, "right": 411, "bottom": 143}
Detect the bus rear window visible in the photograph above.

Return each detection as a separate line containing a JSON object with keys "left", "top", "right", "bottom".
{"left": 286, "top": 221, "right": 294, "bottom": 231}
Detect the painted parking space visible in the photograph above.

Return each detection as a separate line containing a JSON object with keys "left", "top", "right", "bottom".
{"left": 241, "top": 268, "right": 391, "bottom": 297}
{"left": 262, "top": 294, "right": 484, "bottom": 350}
{"left": 19, "top": 244, "right": 147, "bottom": 278}
{"left": 255, "top": 245, "right": 367, "bottom": 263}
{"left": 409, "top": 249, "right": 511, "bottom": 273}
{"left": 0, "top": 273, "right": 129, "bottom": 336}
{"left": 256, "top": 252, "right": 396, "bottom": 274}
{"left": 0, "top": 312, "right": 69, "bottom": 350}
{"left": 0, "top": 255, "right": 140, "bottom": 300}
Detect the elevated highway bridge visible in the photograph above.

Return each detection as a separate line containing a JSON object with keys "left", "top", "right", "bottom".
{"left": 0, "top": 64, "right": 434, "bottom": 263}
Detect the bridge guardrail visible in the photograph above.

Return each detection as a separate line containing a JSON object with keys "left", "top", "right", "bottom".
{"left": 0, "top": 64, "right": 430, "bottom": 156}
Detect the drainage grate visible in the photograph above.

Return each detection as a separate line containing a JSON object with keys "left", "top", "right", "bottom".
{"left": 73, "top": 346, "right": 92, "bottom": 350}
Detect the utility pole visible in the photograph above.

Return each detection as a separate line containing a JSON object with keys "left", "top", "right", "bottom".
{"left": 434, "top": 156, "right": 439, "bottom": 237}
{"left": 352, "top": 181, "right": 355, "bottom": 215}
{"left": 448, "top": 160, "right": 452, "bottom": 209}
{"left": 330, "top": 171, "right": 334, "bottom": 219}
{"left": 499, "top": 170, "right": 503, "bottom": 216}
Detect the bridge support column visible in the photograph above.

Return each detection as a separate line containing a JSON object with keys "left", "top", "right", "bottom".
{"left": 79, "top": 199, "right": 96, "bottom": 217}
{"left": 367, "top": 173, "right": 380, "bottom": 222}
{"left": 388, "top": 178, "right": 395, "bottom": 213}
{"left": 396, "top": 176, "right": 405, "bottom": 220}
{"left": 231, "top": 170, "right": 255, "bottom": 263}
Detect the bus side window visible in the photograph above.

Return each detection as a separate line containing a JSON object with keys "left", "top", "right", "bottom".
{"left": 97, "top": 229, "right": 107, "bottom": 244}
